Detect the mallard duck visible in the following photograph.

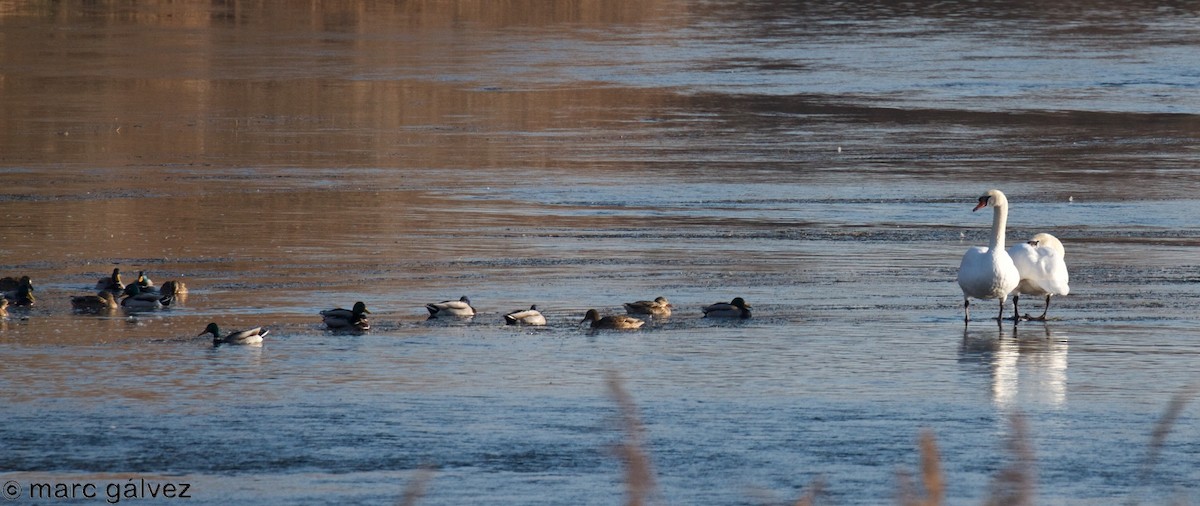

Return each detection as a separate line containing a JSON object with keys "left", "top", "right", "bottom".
{"left": 200, "top": 322, "right": 268, "bottom": 346}
{"left": 136, "top": 270, "right": 154, "bottom": 289}
{"left": 426, "top": 296, "right": 476, "bottom": 318}
{"left": 1, "top": 276, "right": 35, "bottom": 306}
{"left": 159, "top": 280, "right": 188, "bottom": 298}
{"left": 702, "top": 297, "right": 752, "bottom": 319}
{"left": 120, "top": 283, "right": 172, "bottom": 310}
{"left": 504, "top": 305, "right": 547, "bottom": 326}
{"left": 125, "top": 279, "right": 186, "bottom": 297}
{"left": 0, "top": 276, "right": 20, "bottom": 293}
{"left": 71, "top": 291, "right": 119, "bottom": 312}
{"left": 623, "top": 296, "right": 672, "bottom": 317}
{"left": 321, "top": 301, "right": 371, "bottom": 330}
{"left": 95, "top": 268, "right": 124, "bottom": 294}
{"left": 580, "top": 309, "right": 644, "bottom": 330}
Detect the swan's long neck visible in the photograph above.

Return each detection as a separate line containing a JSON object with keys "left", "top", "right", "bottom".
{"left": 989, "top": 203, "right": 1008, "bottom": 252}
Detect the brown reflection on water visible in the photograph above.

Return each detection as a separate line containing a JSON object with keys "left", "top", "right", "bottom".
{"left": 0, "top": 78, "right": 681, "bottom": 170}
{"left": 0, "top": 0, "right": 683, "bottom": 169}
{"left": 0, "top": 0, "right": 694, "bottom": 284}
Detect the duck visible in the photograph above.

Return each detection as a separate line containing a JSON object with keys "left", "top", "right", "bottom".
{"left": 1008, "top": 232, "right": 1070, "bottom": 321}
{"left": 702, "top": 297, "right": 752, "bottom": 319}
{"left": 957, "top": 189, "right": 1021, "bottom": 322}
{"left": 95, "top": 268, "right": 124, "bottom": 294}
{"left": 0, "top": 276, "right": 20, "bottom": 293}
{"left": 580, "top": 309, "right": 644, "bottom": 330}
{"left": 120, "top": 283, "right": 172, "bottom": 310}
{"left": 623, "top": 296, "right": 672, "bottom": 317}
{"left": 124, "top": 279, "right": 187, "bottom": 297}
{"left": 0, "top": 298, "right": 7, "bottom": 318}
{"left": 321, "top": 301, "right": 371, "bottom": 331}
{"left": 159, "top": 280, "right": 188, "bottom": 299}
{"left": 200, "top": 322, "right": 268, "bottom": 346}
{"left": 71, "top": 291, "right": 119, "bottom": 312}
{"left": 136, "top": 270, "right": 154, "bottom": 289}
{"left": 0, "top": 276, "right": 35, "bottom": 306}
{"left": 426, "top": 296, "right": 476, "bottom": 318}
{"left": 504, "top": 305, "right": 547, "bottom": 326}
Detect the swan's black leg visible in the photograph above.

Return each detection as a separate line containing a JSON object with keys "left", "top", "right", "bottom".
{"left": 1035, "top": 295, "right": 1051, "bottom": 321}
{"left": 997, "top": 298, "right": 1005, "bottom": 322}
{"left": 1012, "top": 294, "right": 1022, "bottom": 321}
{"left": 963, "top": 299, "right": 970, "bottom": 323}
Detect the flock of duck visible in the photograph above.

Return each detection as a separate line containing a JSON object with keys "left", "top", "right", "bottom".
{"left": 0, "top": 268, "right": 753, "bottom": 346}
{"left": 0, "top": 269, "right": 188, "bottom": 314}
{"left": 2, "top": 188, "right": 1066, "bottom": 343}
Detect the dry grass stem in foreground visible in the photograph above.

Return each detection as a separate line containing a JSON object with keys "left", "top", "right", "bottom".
{"left": 1140, "top": 384, "right": 1197, "bottom": 482}
{"left": 792, "top": 478, "right": 825, "bottom": 506}
{"left": 897, "top": 430, "right": 945, "bottom": 506}
{"left": 397, "top": 467, "right": 434, "bottom": 506}
{"left": 983, "top": 414, "right": 1036, "bottom": 506}
{"left": 1128, "top": 383, "right": 1198, "bottom": 505}
{"left": 607, "top": 372, "right": 657, "bottom": 506}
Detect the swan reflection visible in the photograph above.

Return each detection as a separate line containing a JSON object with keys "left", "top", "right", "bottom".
{"left": 960, "top": 323, "right": 1069, "bottom": 408}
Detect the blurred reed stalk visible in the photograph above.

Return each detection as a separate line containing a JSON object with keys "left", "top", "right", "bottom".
{"left": 396, "top": 378, "right": 1195, "bottom": 505}
{"left": 607, "top": 372, "right": 658, "bottom": 506}
{"left": 397, "top": 466, "right": 434, "bottom": 506}
{"left": 984, "top": 413, "right": 1035, "bottom": 506}
{"left": 1129, "top": 383, "right": 1197, "bottom": 505}
{"left": 897, "top": 430, "right": 945, "bottom": 506}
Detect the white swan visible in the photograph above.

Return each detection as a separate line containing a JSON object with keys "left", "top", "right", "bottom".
{"left": 1007, "top": 233, "right": 1069, "bottom": 320}
{"left": 957, "top": 189, "right": 1020, "bottom": 322}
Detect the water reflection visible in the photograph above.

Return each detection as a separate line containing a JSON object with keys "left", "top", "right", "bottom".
{"left": 960, "top": 322, "right": 1069, "bottom": 408}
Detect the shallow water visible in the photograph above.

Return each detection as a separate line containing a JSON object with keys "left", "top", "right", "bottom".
{"left": 2, "top": 1, "right": 1200, "bottom": 504}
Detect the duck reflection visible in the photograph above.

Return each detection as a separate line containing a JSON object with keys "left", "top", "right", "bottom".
{"left": 959, "top": 322, "right": 1069, "bottom": 408}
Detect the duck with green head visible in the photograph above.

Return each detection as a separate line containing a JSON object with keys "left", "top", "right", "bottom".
{"left": 136, "top": 270, "right": 154, "bottom": 289}
{"left": 120, "top": 283, "right": 172, "bottom": 310}
{"left": 200, "top": 322, "right": 268, "bottom": 346}
{"left": 504, "top": 305, "right": 546, "bottom": 326}
{"left": 0, "top": 276, "right": 35, "bottom": 306}
{"left": 321, "top": 301, "right": 371, "bottom": 331}
{"left": 702, "top": 297, "right": 752, "bottom": 319}
{"left": 426, "top": 296, "right": 476, "bottom": 318}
